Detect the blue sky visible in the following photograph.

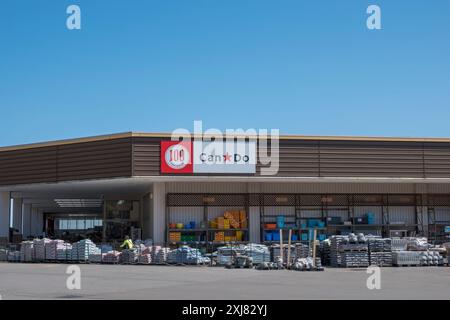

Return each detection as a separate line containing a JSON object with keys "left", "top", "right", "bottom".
{"left": 0, "top": 0, "right": 449, "bottom": 146}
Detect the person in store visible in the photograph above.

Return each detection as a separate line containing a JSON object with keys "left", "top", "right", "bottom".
{"left": 120, "top": 235, "right": 134, "bottom": 250}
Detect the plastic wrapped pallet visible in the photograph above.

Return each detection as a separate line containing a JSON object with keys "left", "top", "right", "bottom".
{"left": 8, "top": 250, "right": 21, "bottom": 262}
{"left": 153, "top": 247, "right": 171, "bottom": 264}
{"left": 0, "top": 248, "right": 7, "bottom": 261}
{"left": 217, "top": 245, "right": 245, "bottom": 265}
{"left": 103, "top": 251, "right": 121, "bottom": 264}
{"left": 166, "top": 246, "right": 210, "bottom": 265}
{"left": 88, "top": 253, "right": 104, "bottom": 263}
{"left": 33, "top": 238, "right": 51, "bottom": 261}
{"left": 120, "top": 249, "right": 138, "bottom": 264}
{"left": 392, "top": 251, "right": 421, "bottom": 266}
{"left": 295, "top": 243, "right": 312, "bottom": 259}
{"left": 45, "top": 240, "right": 66, "bottom": 260}
{"left": 341, "top": 252, "right": 369, "bottom": 268}
{"left": 369, "top": 252, "right": 392, "bottom": 267}
{"left": 57, "top": 243, "right": 72, "bottom": 261}
{"left": 138, "top": 253, "right": 152, "bottom": 264}
{"left": 244, "top": 244, "right": 270, "bottom": 264}
{"left": 75, "top": 239, "right": 100, "bottom": 261}
{"left": 20, "top": 241, "right": 35, "bottom": 262}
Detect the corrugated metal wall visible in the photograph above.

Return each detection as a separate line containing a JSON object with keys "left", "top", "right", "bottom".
{"left": 165, "top": 182, "right": 248, "bottom": 193}
{"left": 354, "top": 206, "right": 382, "bottom": 224}
{"left": 249, "top": 207, "right": 260, "bottom": 243}
{"left": 388, "top": 207, "right": 416, "bottom": 224}
{"left": 433, "top": 207, "right": 450, "bottom": 222}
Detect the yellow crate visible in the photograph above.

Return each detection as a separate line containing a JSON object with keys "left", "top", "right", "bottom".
{"left": 169, "top": 232, "right": 181, "bottom": 242}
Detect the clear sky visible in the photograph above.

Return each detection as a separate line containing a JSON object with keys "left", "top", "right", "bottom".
{"left": 0, "top": 0, "right": 449, "bottom": 146}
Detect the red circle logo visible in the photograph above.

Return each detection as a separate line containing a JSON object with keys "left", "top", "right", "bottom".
{"left": 165, "top": 144, "right": 190, "bottom": 170}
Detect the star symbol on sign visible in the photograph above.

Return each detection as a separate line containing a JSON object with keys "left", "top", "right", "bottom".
{"left": 224, "top": 153, "right": 232, "bottom": 162}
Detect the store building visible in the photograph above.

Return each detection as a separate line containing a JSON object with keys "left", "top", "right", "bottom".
{"left": 1, "top": 132, "right": 450, "bottom": 248}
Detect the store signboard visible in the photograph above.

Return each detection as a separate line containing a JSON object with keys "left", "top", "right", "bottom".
{"left": 445, "top": 226, "right": 450, "bottom": 233}
{"left": 161, "top": 140, "right": 256, "bottom": 174}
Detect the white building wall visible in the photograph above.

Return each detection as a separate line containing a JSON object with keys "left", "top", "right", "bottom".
{"left": 0, "top": 192, "right": 9, "bottom": 238}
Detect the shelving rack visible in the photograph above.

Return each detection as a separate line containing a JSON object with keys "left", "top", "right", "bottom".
{"left": 166, "top": 192, "right": 448, "bottom": 247}
{"left": 259, "top": 193, "right": 425, "bottom": 242}
{"left": 166, "top": 193, "right": 250, "bottom": 253}
{"left": 426, "top": 194, "right": 450, "bottom": 244}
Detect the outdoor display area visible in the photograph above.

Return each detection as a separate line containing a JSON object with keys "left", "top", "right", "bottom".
{"left": 1, "top": 233, "right": 449, "bottom": 272}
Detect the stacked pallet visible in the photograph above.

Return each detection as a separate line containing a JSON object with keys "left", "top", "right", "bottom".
{"left": 419, "top": 251, "right": 444, "bottom": 266}
{"left": 57, "top": 243, "right": 72, "bottom": 261}
{"left": 330, "top": 234, "right": 369, "bottom": 267}
{"left": 330, "top": 236, "right": 347, "bottom": 267}
{"left": 33, "top": 238, "right": 51, "bottom": 261}
{"left": 20, "top": 241, "right": 34, "bottom": 262}
{"left": 88, "top": 253, "right": 104, "bottom": 263}
{"left": 8, "top": 250, "right": 21, "bottom": 262}
{"left": 295, "top": 243, "right": 312, "bottom": 259}
{"left": 45, "top": 240, "right": 67, "bottom": 260}
{"left": 103, "top": 251, "right": 121, "bottom": 264}
{"left": 319, "top": 240, "right": 331, "bottom": 265}
{"left": 120, "top": 249, "right": 138, "bottom": 264}
{"left": 166, "top": 246, "right": 210, "bottom": 265}
{"left": 71, "top": 239, "right": 100, "bottom": 261}
{"left": 138, "top": 254, "right": 152, "bottom": 264}
{"left": 0, "top": 248, "right": 7, "bottom": 261}
{"left": 341, "top": 251, "right": 369, "bottom": 268}
{"left": 368, "top": 238, "right": 392, "bottom": 267}
{"left": 270, "top": 244, "right": 295, "bottom": 263}
{"left": 244, "top": 244, "right": 270, "bottom": 264}
{"left": 153, "top": 247, "right": 171, "bottom": 264}
{"left": 392, "top": 251, "right": 421, "bottom": 266}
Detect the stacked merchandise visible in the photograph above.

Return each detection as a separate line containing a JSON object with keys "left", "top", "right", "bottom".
{"left": 407, "top": 237, "right": 431, "bottom": 251}
{"left": 270, "top": 244, "right": 295, "bottom": 264}
{"left": 217, "top": 245, "right": 245, "bottom": 265}
{"left": 153, "top": 247, "right": 171, "bottom": 264}
{"left": 319, "top": 240, "right": 331, "bottom": 266}
{"left": 138, "top": 253, "right": 152, "bottom": 264}
{"left": 292, "top": 257, "right": 323, "bottom": 271}
{"left": 244, "top": 244, "right": 270, "bottom": 264}
{"left": 166, "top": 246, "right": 210, "bottom": 265}
{"left": 391, "top": 238, "right": 408, "bottom": 251}
{"left": 391, "top": 237, "right": 443, "bottom": 266}
{"left": 368, "top": 238, "right": 392, "bottom": 267}
{"left": 88, "top": 253, "right": 104, "bottom": 263}
{"left": 295, "top": 243, "right": 312, "bottom": 259}
{"left": 419, "top": 251, "right": 444, "bottom": 266}
{"left": 8, "top": 250, "right": 21, "bottom": 262}
{"left": 330, "top": 234, "right": 369, "bottom": 268}
{"left": 0, "top": 248, "right": 7, "bottom": 261}
{"left": 57, "top": 243, "right": 72, "bottom": 261}
{"left": 341, "top": 252, "right": 369, "bottom": 268}
{"left": 136, "top": 244, "right": 152, "bottom": 264}
{"left": 392, "top": 251, "right": 421, "bottom": 266}
{"left": 120, "top": 249, "right": 138, "bottom": 264}
{"left": 45, "top": 240, "right": 66, "bottom": 260}
{"left": 103, "top": 251, "right": 121, "bottom": 264}
{"left": 330, "top": 236, "right": 347, "bottom": 267}
{"left": 216, "top": 244, "right": 270, "bottom": 265}
{"left": 34, "top": 238, "right": 51, "bottom": 261}
{"left": 71, "top": 239, "right": 100, "bottom": 261}
{"left": 20, "top": 241, "right": 34, "bottom": 262}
